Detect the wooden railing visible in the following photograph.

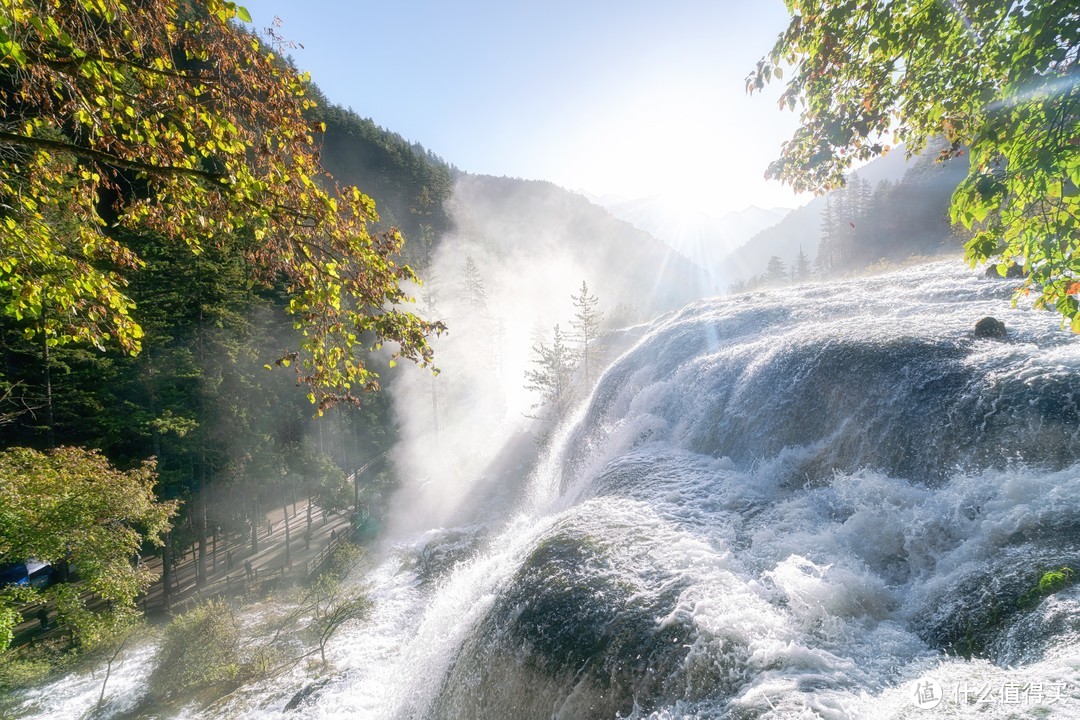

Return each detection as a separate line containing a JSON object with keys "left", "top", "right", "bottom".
{"left": 304, "top": 529, "right": 349, "bottom": 579}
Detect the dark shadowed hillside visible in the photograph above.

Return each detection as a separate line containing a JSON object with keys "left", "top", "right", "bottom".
{"left": 311, "top": 89, "right": 456, "bottom": 266}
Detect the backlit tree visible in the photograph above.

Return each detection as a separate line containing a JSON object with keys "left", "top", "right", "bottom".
{"left": 750, "top": 0, "right": 1080, "bottom": 327}
{"left": 0, "top": 0, "right": 443, "bottom": 410}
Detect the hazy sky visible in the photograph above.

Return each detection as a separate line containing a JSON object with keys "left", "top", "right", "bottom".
{"left": 240, "top": 1, "right": 807, "bottom": 217}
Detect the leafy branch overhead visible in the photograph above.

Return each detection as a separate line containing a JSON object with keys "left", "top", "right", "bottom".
{"left": 0, "top": 0, "right": 444, "bottom": 409}
{"left": 750, "top": 0, "right": 1080, "bottom": 327}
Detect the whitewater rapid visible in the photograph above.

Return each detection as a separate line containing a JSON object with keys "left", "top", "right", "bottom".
{"left": 8, "top": 260, "right": 1080, "bottom": 719}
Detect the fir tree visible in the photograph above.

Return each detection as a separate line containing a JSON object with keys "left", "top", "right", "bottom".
{"left": 793, "top": 247, "right": 812, "bottom": 284}
{"left": 524, "top": 325, "right": 577, "bottom": 420}
{"left": 461, "top": 255, "right": 487, "bottom": 313}
{"left": 816, "top": 195, "right": 837, "bottom": 276}
{"left": 764, "top": 256, "right": 788, "bottom": 286}
{"left": 569, "top": 281, "right": 603, "bottom": 393}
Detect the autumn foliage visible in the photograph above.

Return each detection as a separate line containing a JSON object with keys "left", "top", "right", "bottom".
{"left": 0, "top": 0, "right": 443, "bottom": 408}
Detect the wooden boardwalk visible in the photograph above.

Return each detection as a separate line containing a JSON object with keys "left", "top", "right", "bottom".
{"left": 9, "top": 499, "right": 356, "bottom": 647}
{"left": 140, "top": 499, "right": 354, "bottom": 614}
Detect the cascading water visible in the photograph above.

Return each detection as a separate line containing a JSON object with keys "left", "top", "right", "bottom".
{"left": 8, "top": 260, "right": 1080, "bottom": 719}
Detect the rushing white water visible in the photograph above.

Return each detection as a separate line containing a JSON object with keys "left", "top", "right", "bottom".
{"left": 8, "top": 260, "right": 1080, "bottom": 719}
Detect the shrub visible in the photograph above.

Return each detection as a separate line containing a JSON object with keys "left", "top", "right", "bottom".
{"left": 149, "top": 599, "right": 241, "bottom": 698}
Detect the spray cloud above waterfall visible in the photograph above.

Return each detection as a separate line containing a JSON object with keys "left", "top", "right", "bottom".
{"left": 385, "top": 175, "right": 709, "bottom": 534}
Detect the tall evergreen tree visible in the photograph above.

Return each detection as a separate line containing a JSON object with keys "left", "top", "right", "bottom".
{"left": 816, "top": 195, "right": 837, "bottom": 275}
{"left": 793, "top": 247, "right": 812, "bottom": 284}
{"left": 418, "top": 273, "right": 442, "bottom": 440}
{"left": 764, "top": 256, "right": 788, "bottom": 286}
{"left": 569, "top": 281, "right": 603, "bottom": 393}
{"left": 524, "top": 325, "right": 577, "bottom": 421}
{"left": 461, "top": 255, "right": 487, "bottom": 313}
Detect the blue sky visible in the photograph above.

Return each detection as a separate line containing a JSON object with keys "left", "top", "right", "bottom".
{"left": 241, "top": 1, "right": 807, "bottom": 217}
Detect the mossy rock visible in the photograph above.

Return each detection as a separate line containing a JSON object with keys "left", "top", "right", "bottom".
{"left": 428, "top": 527, "right": 738, "bottom": 720}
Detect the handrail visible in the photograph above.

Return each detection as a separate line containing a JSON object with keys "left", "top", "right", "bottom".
{"left": 346, "top": 450, "right": 390, "bottom": 487}
{"left": 304, "top": 530, "right": 349, "bottom": 578}
{"left": 165, "top": 523, "right": 351, "bottom": 612}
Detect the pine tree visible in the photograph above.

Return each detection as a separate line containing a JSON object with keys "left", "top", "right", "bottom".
{"left": 816, "top": 194, "right": 837, "bottom": 276}
{"left": 569, "top": 281, "right": 603, "bottom": 393}
{"left": 461, "top": 255, "right": 487, "bottom": 313}
{"left": 835, "top": 190, "right": 855, "bottom": 269}
{"left": 418, "top": 273, "right": 441, "bottom": 440}
{"left": 459, "top": 254, "right": 498, "bottom": 378}
{"left": 764, "top": 256, "right": 788, "bottom": 286}
{"left": 851, "top": 176, "right": 874, "bottom": 266}
{"left": 524, "top": 325, "right": 577, "bottom": 420}
{"left": 793, "top": 247, "right": 812, "bottom": 284}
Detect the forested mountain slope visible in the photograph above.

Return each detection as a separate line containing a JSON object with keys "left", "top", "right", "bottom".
{"left": 724, "top": 149, "right": 969, "bottom": 288}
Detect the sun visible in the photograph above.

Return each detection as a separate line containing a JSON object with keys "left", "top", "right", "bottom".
{"left": 550, "top": 77, "right": 798, "bottom": 218}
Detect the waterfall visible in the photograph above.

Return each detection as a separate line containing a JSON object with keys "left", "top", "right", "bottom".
{"left": 8, "top": 260, "right": 1080, "bottom": 719}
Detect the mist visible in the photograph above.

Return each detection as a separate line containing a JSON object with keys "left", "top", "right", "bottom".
{"left": 378, "top": 145, "right": 982, "bottom": 538}
{"left": 383, "top": 174, "right": 708, "bottom": 535}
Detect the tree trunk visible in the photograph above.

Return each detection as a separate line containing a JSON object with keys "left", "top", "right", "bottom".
{"left": 148, "top": 361, "right": 166, "bottom": 600}
{"left": 354, "top": 466, "right": 363, "bottom": 517}
{"left": 196, "top": 474, "right": 208, "bottom": 588}
{"left": 97, "top": 634, "right": 129, "bottom": 708}
{"left": 194, "top": 308, "right": 208, "bottom": 587}
{"left": 340, "top": 412, "right": 349, "bottom": 477}
{"left": 584, "top": 328, "right": 591, "bottom": 393}
{"left": 148, "top": 350, "right": 161, "bottom": 454}
{"left": 249, "top": 492, "right": 260, "bottom": 557}
{"left": 354, "top": 419, "right": 363, "bottom": 507}
{"left": 281, "top": 489, "right": 291, "bottom": 567}
{"left": 41, "top": 322, "right": 54, "bottom": 449}
{"left": 306, "top": 487, "right": 313, "bottom": 532}
{"left": 162, "top": 531, "right": 173, "bottom": 612}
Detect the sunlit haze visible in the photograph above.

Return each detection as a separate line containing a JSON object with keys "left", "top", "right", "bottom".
{"left": 241, "top": 0, "right": 809, "bottom": 217}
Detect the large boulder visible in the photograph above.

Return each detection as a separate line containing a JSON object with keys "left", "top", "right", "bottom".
{"left": 974, "top": 316, "right": 1007, "bottom": 339}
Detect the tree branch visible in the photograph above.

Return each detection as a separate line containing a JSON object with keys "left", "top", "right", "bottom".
{"left": 0, "top": 132, "right": 228, "bottom": 184}
{"left": 36, "top": 52, "right": 216, "bottom": 84}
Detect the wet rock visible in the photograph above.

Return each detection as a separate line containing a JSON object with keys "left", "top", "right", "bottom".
{"left": 285, "top": 677, "right": 333, "bottom": 711}
{"left": 428, "top": 529, "right": 719, "bottom": 720}
{"left": 974, "top": 316, "right": 1007, "bottom": 339}
{"left": 913, "top": 545, "right": 1080, "bottom": 663}
{"left": 984, "top": 263, "right": 1025, "bottom": 279}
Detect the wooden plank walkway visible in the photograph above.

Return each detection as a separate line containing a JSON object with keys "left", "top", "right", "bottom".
{"left": 8, "top": 499, "right": 357, "bottom": 647}
{"left": 139, "top": 499, "right": 355, "bottom": 614}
